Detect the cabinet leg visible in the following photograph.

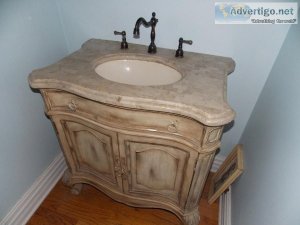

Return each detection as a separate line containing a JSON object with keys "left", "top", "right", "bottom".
{"left": 62, "top": 169, "right": 72, "bottom": 187}
{"left": 71, "top": 183, "right": 83, "bottom": 195}
{"left": 62, "top": 169, "right": 83, "bottom": 195}
{"left": 182, "top": 208, "right": 200, "bottom": 225}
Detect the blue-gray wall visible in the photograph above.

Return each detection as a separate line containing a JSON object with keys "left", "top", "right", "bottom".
{"left": 232, "top": 23, "right": 300, "bottom": 225}
{"left": 55, "top": 0, "right": 290, "bottom": 155}
{"left": 0, "top": 0, "right": 295, "bottom": 222}
{"left": 0, "top": 0, "right": 68, "bottom": 219}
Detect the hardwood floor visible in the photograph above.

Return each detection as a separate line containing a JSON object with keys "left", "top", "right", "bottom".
{"left": 27, "top": 174, "right": 218, "bottom": 225}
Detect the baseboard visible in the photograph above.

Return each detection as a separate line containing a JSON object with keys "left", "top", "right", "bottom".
{"left": 0, "top": 153, "right": 67, "bottom": 225}
{"left": 0, "top": 152, "right": 223, "bottom": 225}
{"left": 211, "top": 154, "right": 226, "bottom": 172}
{"left": 219, "top": 186, "right": 232, "bottom": 225}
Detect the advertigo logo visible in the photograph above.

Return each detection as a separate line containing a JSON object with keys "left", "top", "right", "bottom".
{"left": 215, "top": 2, "right": 298, "bottom": 24}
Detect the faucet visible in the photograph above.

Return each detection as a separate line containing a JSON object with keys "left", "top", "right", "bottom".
{"left": 114, "top": 30, "right": 128, "bottom": 49}
{"left": 175, "top": 38, "right": 193, "bottom": 58}
{"left": 133, "top": 12, "right": 158, "bottom": 54}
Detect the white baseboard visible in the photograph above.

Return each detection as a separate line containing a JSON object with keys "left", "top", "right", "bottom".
{"left": 219, "top": 186, "right": 232, "bottom": 225}
{"left": 0, "top": 153, "right": 67, "bottom": 225}
{"left": 211, "top": 154, "right": 226, "bottom": 172}
{"left": 0, "top": 152, "right": 223, "bottom": 225}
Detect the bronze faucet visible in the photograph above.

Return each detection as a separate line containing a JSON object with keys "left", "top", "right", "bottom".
{"left": 133, "top": 12, "right": 158, "bottom": 54}
{"left": 175, "top": 38, "right": 193, "bottom": 58}
{"left": 114, "top": 31, "right": 128, "bottom": 49}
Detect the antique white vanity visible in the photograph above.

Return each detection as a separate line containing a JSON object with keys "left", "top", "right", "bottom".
{"left": 28, "top": 39, "right": 235, "bottom": 225}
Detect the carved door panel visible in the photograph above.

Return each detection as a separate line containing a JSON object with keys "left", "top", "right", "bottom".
{"left": 57, "top": 117, "right": 123, "bottom": 191}
{"left": 118, "top": 134, "right": 198, "bottom": 207}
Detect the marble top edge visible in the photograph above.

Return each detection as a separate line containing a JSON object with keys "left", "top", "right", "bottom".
{"left": 29, "top": 39, "right": 236, "bottom": 126}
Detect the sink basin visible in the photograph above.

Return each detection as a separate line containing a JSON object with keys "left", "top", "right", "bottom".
{"left": 95, "top": 59, "right": 182, "bottom": 86}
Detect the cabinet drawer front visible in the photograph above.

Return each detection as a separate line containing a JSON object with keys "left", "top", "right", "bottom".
{"left": 43, "top": 90, "right": 204, "bottom": 146}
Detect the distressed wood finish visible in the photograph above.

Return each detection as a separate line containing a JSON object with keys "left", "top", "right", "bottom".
{"left": 118, "top": 134, "right": 198, "bottom": 207}
{"left": 43, "top": 90, "right": 204, "bottom": 149}
{"left": 39, "top": 89, "right": 224, "bottom": 225}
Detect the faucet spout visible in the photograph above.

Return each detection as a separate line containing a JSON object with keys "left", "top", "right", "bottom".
{"left": 133, "top": 17, "right": 150, "bottom": 38}
{"left": 133, "top": 12, "right": 158, "bottom": 54}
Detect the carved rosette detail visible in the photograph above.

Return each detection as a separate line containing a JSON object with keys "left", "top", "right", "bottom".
{"left": 67, "top": 100, "right": 77, "bottom": 112}
{"left": 114, "top": 156, "right": 129, "bottom": 179}
{"left": 114, "top": 156, "right": 122, "bottom": 177}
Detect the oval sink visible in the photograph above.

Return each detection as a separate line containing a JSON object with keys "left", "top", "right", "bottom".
{"left": 95, "top": 59, "right": 182, "bottom": 86}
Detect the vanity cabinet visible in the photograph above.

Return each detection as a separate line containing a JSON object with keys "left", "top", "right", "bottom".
{"left": 29, "top": 39, "right": 235, "bottom": 225}
{"left": 41, "top": 89, "right": 222, "bottom": 225}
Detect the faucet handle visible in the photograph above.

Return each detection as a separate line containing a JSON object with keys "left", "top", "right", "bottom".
{"left": 181, "top": 39, "right": 193, "bottom": 45}
{"left": 151, "top": 12, "right": 158, "bottom": 24}
{"left": 114, "top": 30, "right": 128, "bottom": 49}
{"left": 175, "top": 37, "right": 193, "bottom": 58}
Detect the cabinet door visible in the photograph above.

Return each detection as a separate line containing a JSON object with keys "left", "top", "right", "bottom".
{"left": 55, "top": 116, "right": 123, "bottom": 191}
{"left": 118, "top": 134, "right": 198, "bottom": 207}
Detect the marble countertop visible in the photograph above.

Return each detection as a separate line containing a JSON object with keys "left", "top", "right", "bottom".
{"left": 28, "top": 39, "right": 235, "bottom": 126}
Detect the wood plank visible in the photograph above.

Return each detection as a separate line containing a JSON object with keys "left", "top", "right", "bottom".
{"left": 27, "top": 173, "right": 218, "bottom": 225}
